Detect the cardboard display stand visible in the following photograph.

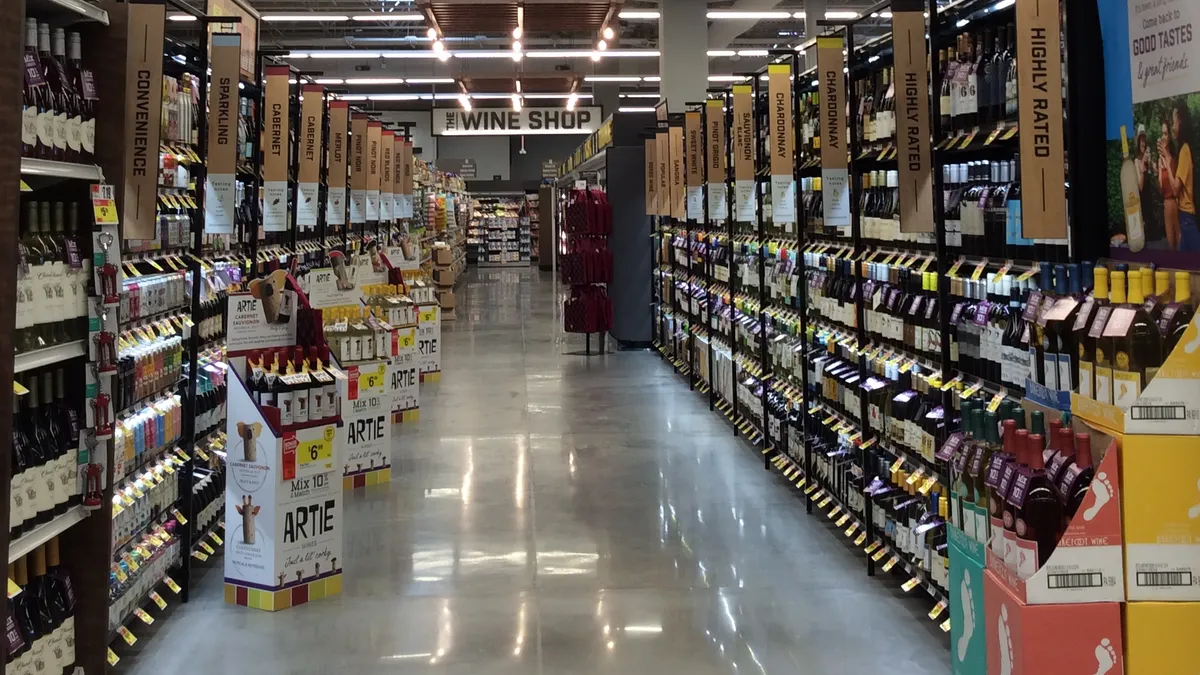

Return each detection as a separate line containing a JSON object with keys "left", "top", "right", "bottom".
{"left": 337, "top": 359, "right": 392, "bottom": 490}
{"left": 222, "top": 289, "right": 345, "bottom": 612}
{"left": 417, "top": 303, "right": 441, "bottom": 382}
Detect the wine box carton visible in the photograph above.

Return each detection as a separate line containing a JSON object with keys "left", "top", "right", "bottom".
{"left": 1125, "top": 602, "right": 1200, "bottom": 674}
{"left": 984, "top": 570, "right": 1124, "bottom": 675}
{"left": 433, "top": 247, "right": 453, "bottom": 266}
{"left": 949, "top": 526, "right": 987, "bottom": 675}
{"left": 985, "top": 414, "right": 1124, "bottom": 604}
{"left": 432, "top": 267, "right": 455, "bottom": 287}
{"left": 1121, "top": 434, "right": 1200, "bottom": 601}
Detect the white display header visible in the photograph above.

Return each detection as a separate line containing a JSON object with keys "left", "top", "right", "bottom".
{"left": 433, "top": 107, "right": 602, "bottom": 136}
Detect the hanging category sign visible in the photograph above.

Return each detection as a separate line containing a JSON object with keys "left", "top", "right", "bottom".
{"left": 656, "top": 103, "right": 669, "bottom": 217}
{"left": 644, "top": 137, "right": 657, "bottom": 217}
{"left": 297, "top": 85, "right": 324, "bottom": 232}
{"left": 205, "top": 33, "right": 240, "bottom": 235}
{"left": 768, "top": 64, "right": 796, "bottom": 228}
{"left": 892, "top": 0, "right": 935, "bottom": 234}
{"left": 326, "top": 101, "right": 348, "bottom": 226}
{"left": 685, "top": 111, "right": 703, "bottom": 222}
{"left": 1016, "top": 0, "right": 1066, "bottom": 240}
{"left": 669, "top": 116, "right": 685, "bottom": 221}
{"left": 732, "top": 84, "right": 755, "bottom": 222}
{"left": 350, "top": 114, "right": 368, "bottom": 225}
{"left": 391, "top": 134, "right": 403, "bottom": 220}
{"left": 263, "top": 66, "right": 290, "bottom": 232}
{"left": 398, "top": 140, "right": 414, "bottom": 219}
{"left": 120, "top": 2, "right": 165, "bottom": 240}
{"left": 706, "top": 99, "right": 728, "bottom": 222}
{"left": 366, "top": 121, "right": 382, "bottom": 222}
{"left": 380, "top": 130, "right": 394, "bottom": 224}
{"left": 817, "top": 36, "right": 851, "bottom": 230}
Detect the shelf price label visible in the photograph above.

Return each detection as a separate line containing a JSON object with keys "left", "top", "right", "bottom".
{"left": 149, "top": 591, "right": 167, "bottom": 610}
{"left": 7, "top": 579, "right": 21, "bottom": 599}
{"left": 107, "top": 649, "right": 120, "bottom": 666}
{"left": 199, "top": 541, "right": 215, "bottom": 555}
{"left": 209, "top": 532, "right": 224, "bottom": 546}
{"left": 165, "top": 577, "right": 182, "bottom": 594}
{"left": 117, "top": 626, "right": 137, "bottom": 646}
{"left": 172, "top": 508, "right": 187, "bottom": 525}
{"left": 91, "top": 184, "right": 119, "bottom": 226}
{"left": 865, "top": 541, "right": 881, "bottom": 555}
{"left": 192, "top": 550, "right": 209, "bottom": 562}
{"left": 902, "top": 577, "right": 922, "bottom": 592}
{"left": 881, "top": 557, "right": 900, "bottom": 573}
{"left": 929, "top": 600, "right": 948, "bottom": 620}
{"left": 299, "top": 427, "right": 336, "bottom": 467}
{"left": 134, "top": 608, "right": 154, "bottom": 625}
{"left": 854, "top": 532, "right": 867, "bottom": 546}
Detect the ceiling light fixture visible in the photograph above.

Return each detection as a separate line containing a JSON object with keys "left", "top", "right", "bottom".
{"left": 522, "top": 49, "right": 658, "bottom": 58}
{"left": 566, "top": 93, "right": 578, "bottom": 110}
{"left": 513, "top": 26, "right": 522, "bottom": 39}
{"left": 338, "top": 94, "right": 368, "bottom": 101}
{"left": 438, "top": 51, "right": 451, "bottom": 62}
{"left": 351, "top": 14, "right": 423, "bottom": 21}
{"left": 707, "top": 49, "right": 735, "bottom": 57}
{"left": 642, "top": 75, "right": 661, "bottom": 82}
{"left": 261, "top": 14, "right": 348, "bottom": 21}
{"left": 405, "top": 77, "right": 455, "bottom": 84}
{"left": 707, "top": 11, "right": 790, "bottom": 19}
{"left": 512, "top": 40, "right": 522, "bottom": 52}
{"left": 583, "top": 75, "right": 642, "bottom": 82}
{"left": 737, "top": 49, "right": 769, "bottom": 57}
{"left": 591, "top": 51, "right": 601, "bottom": 61}
{"left": 343, "top": 77, "right": 406, "bottom": 85}
{"left": 432, "top": 40, "right": 445, "bottom": 53}
{"left": 707, "top": 75, "right": 749, "bottom": 81}
{"left": 619, "top": 93, "right": 660, "bottom": 98}
{"left": 512, "top": 94, "right": 522, "bottom": 111}
{"left": 314, "top": 78, "right": 344, "bottom": 85}
{"left": 522, "top": 93, "right": 592, "bottom": 99}
{"left": 369, "top": 93, "right": 423, "bottom": 100}
{"left": 596, "top": 39, "right": 607, "bottom": 51}
{"left": 167, "top": 14, "right": 197, "bottom": 21}
{"left": 459, "top": 94, "right": 472, "bottom": 110}
{"left": 618, "top": 106, "right": 655, "bottom": 112}
{"left": 306, "top": 51, "right": 381, "bottom": 59}
{"left": 603, "top": 26, "right": 615, "bottom": 40}
{"left": 618, "top": 10, "right": 659, "bottom": 19}
{"left": 427, "top": 27, "right": 437, "bottom": 39}
{"left": 455, "top": 50, "right": 520, "bottom": 58}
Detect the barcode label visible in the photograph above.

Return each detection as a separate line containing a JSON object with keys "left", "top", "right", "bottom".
{"left": 1047, "top": 572, "right": 1103, "bottom": 589}
{"left": 1131, "top": 406, "right": 1186, "bottom": 421}
{"left": 1137, "top": 571, "right": 1193, "bottom": 587}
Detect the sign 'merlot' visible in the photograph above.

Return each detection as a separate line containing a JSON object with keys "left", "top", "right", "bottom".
{"left": 434, "top": 107, "right": 601, "bottom": 135}
{"left": 1017, "top": 0, "right": 1066, "bottom": 239}
{"left": 326, "top": 101, "right": 348, "bottom": 226}
{"left": 893, "top": 0, "right": 934, "bottom": 234}
{"left": 205, "top": 33, "right": 240, "bottom": 235}
{"left": 818, "top": 36, "right": 851, "bottom": 230}
{"left": 297, "top": 85, "right": 324, "bottom": 231}
{"left": 263, "top": 65, "right": 290, "bottom": 232}
{"left": 121, "top": 2, "right": 165, "bottom": 240}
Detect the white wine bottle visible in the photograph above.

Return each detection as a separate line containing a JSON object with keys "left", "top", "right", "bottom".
{"left": 1120, "top": 125, "right": 1146, "bottom": 252}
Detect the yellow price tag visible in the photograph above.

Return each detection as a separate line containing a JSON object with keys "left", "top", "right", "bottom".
{"left": 192, "top": 550, "right": 209, "bottom": 562}
{"left": 986, "top": 390, "right": 1007, "bottom": 413}
{"left": 176, "top": 450, "right": 191, "bottom": 461}
{"left": 13, "top": 382, "right": 28, "bottom": 396}
{"left": 419, "top": 308, "right": 438, "bottom": 323}
{"left": 854, "top": 532, "right": 867, "bottom": 546}
{"left": 804, "top": 483, "right": 818, "bottom": 495}
{"left": 165, "top": 577, "right": 182, "bottom": 594}
{"left": 20, "top": 180, "right": 31, "bottom": 192}
{"left": 795, "top": 477, "right": 806, "bottom": 489}
{"left": 828, "top": 505, "right": 841, "bottom": 519}
{"left": 196, "top": 449, "right": 209, "bottom": 461}
{"left": 929, "top": 600, "right": 948, "bottom": 620}
{"left": 970, "top": 259, "right": 989, "bottom": 281}
{"left": 881, "top": 557, "right": 900, "bottom": 573}
{"left": 117, "top": 626, "right": 137, "bottom": 646}
{"left": 134, "top": 608, "right": 154, "bottom": 625}
{"left": 902, "top": 577, "right": 922, "bottom": 592}
{"left": 112, "top": 503, "right": 124, "bottom": 518}
{"left": 199, "top": 541, "right": 215, "bottom": 555}
{"left": 130, "top": 485, "right": 145, "bottom": 499}
{"left": 148, "top": 535, "right": 163, "bottom": 547}
{"left": 890, "top": 457, "right": 905, "bottom": 474}
{"left": 818, "top": 496, "right": 832, "bottom": 509}
{"left": 209, "top": 532, "right": 224, "bottom": 546}
{"left": 396, "top": 329, "right": 416, "bottom": 349}
{"left": 865, "top": 541, "right": 881, "bottom": 554}
{"left": 107, "top": 649, "right": 120, "bottom": 666}
{"left": 872, "top": 547, "right": 889, "bottom": 562}
{"left": 150, "top": 591, "right": 167, "bottom": 610}
{"left": 114, "top": 567, "right": 128, "bottom": 583}
{"left": 918, "top": 476, "right": 937, "bottom": 496}
{"left": 835, "top": 514, "right": 850, "bottom": 528}
{"left": 906, "top": 468, "right": 926, "bottom": 485}
{"left": 941, "top": 618, "right": 952, "bottom": 632}
{"left": 7, "top": 579, "right": 21, "bottom": 599}
{"left": 125, "top": 555, "right": 139, "bottom": 573}
{"left": 120, "top": 493, "right": 135, "bottom": 507}
{"left": 297, "top": 432, "right": 335, "bottom": 467}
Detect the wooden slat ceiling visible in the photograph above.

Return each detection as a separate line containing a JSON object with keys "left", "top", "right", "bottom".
{"left": 418, "top": 1, "right": 620, "bottom": 37}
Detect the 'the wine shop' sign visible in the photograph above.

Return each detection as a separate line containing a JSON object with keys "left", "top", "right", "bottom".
{"left": 433, "top": 107, "right": 602, "bottom": 136}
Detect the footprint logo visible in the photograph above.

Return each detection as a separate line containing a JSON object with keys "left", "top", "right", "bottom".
{"left": 998, "top": 604, "right": 1014, "bottom": 675}
{"left": 1188, "top": 479, "right": 1200, "bottom": 520}
{"left": 1083, "top": 472, "right": 1114, "bottom": 522}
{"left": 1092, "top": 637, "right": 1117, "bottom": 675}
{"left": 1183, "top": 321, "right": 1200, "bottom": 353}
{"left": 957, "top": 570, "right": 975, "bottom": 662}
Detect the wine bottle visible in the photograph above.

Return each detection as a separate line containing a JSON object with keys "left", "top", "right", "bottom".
{"left": 66, "top": 32, "right": 95, "bottom": 162}
{"left": 1011, "top": 432, "right": 1062, "bottom": 578}
{"left": 1161, "top": 271, "right": 1195, "bottom": 356}
{"left": 1113, "top": 269, "right": 1162, "bottom": 407}
{"left": 1058, "top": 433, "right": 1095, "bottom": 521}
{"left": 24, "top": 376, "right": 54, "bottom": 524}
{"left": 1092, "top": 267, "right": 1115, "bottom": 404}
{"left": 12, "top": 557, "right": 47, "bottom": 675}
{"left": 1119, "top": 126, "right": 1146, "bottom": 252}
{"left": 38, "top": 372, "right": 67, "bottom": 515}
{"left": 45, "top": 537, "right": 76, "bottom": 670}
{"left": 11, "top": 392, "right": 31, "bottom": 539}
{"left": 36, "top": 23, "right": 61, "bottom": 162}
{"left": 1004, "top": 24, "right": 1019, "bottom": 121}
{"left": 22, "top": 19, "right": 47, "bottom": 158}
{"left": 54, "top": 369, "right": 80, "bottom": 509}
{"left": 28, "top": 546, "right": 65, "bottom": 673}
{"left": 50, "top": 29, "right": 74, "bottom": 164}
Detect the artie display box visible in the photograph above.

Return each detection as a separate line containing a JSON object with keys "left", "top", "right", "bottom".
{"left": 1125, "top": 602, "right": 1200, "bottom": 674}
{"left": 984, "top": 570, "right": 1124, "bottom": 675}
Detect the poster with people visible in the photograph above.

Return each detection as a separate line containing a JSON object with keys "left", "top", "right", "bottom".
{"left": 1101, "top": 0, "right": 1199, "bottom": 267}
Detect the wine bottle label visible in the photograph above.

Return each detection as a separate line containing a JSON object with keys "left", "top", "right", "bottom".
{"left": 60, "top": 615, "right": 74, "bottom": 665}
{"left": 1112, "top": 367, "right": 1141, "bottom": 409}
{"left": 28, "top": 635, "right": 46, "bottom": 675}
{"left": 58, "top": 453, "right": 74, "bottom": 501}
{"left": 53, "top": 111, "right": 68, "bottom": 150}
{"left": 37, "top": 109, "right": 54, "bottom": 148}
{"left": 45, "top": 625, "right": 63, "bottom": 672}
{"left": 9, "top": 473, "right": 22, "bottom": 529}
{"left": 22, "top": 105, "right": 38, "bottom": 147}
{"left": 81, "top": 118, "right": 94, "bottom": 155}
{"left": 67, "top": 115, "right": 81, "bottom": 151}
{"left": 5, "top": 613, "right": 24, "bottom": 660}
{"left": 40, "top": 459, "right": 58, "bottom": 509}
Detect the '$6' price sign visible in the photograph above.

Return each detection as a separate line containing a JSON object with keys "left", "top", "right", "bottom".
{"left": 361, "top": 362, "right": 387, "bottom": 391}
{"left": 298, "top": 426, "right": 336, "bottom": 466}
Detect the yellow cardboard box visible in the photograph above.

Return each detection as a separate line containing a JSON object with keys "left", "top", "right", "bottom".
{"left": 1126, "top": 602, "right": 1200, "bottom": 674}
{"left": 1121, "top": 434, "right": 1200, "bottom": 601}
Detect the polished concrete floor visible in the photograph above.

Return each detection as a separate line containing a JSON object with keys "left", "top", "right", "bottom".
{"left": 126, "top": 267, "right": 950, "bottom": 674}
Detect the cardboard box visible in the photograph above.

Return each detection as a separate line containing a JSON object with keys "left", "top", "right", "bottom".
{"left": 984, "top": 570, "right": 1124, "bottom": 675}
{"left": 1125, "top": 602, "right": 1200, "bottom": 674}
{"left": 433, "top": 247, "right": 453, "bottom": 266}
{"left": 950, "top": 527, "right": 987, "bottom": 675}
{"left": 432, "top": 267, "right": 455, "bottom": 287}
{"left": 1122, "top": 434, "right": 1200, "bottom": 601}
{"left": 436, "top": 289, "right": 455, "bottom": 311}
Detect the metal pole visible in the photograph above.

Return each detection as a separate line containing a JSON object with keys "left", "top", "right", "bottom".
{"left": 701, "top": 103, "right": 715, "bottom": 412}
{"left": 753, "top": 72, "right": 770, "bottom": 463}
{"left": 726, "top": 91, "right": 738, "bottom": 436}
{"left": 793, "top": 52, "right": 813, "bottom": 515}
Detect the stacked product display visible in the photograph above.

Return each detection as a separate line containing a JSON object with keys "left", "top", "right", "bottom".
{"left": 527, "top": 190, "right": 540, "bottom": 264}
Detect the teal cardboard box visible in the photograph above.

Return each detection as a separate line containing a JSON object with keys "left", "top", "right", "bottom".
{"left": 949, "top": 525, "right": 987, "bottom": 675}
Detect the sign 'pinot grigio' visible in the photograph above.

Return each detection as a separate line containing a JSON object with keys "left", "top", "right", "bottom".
{"left": 433, "top": 107, "right": 602, "bottom": 136}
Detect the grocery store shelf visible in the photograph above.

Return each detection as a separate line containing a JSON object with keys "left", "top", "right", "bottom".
{"left": 20, "top": 158, "right": 105, "bottom": 181}
{"left": 27, "top": 0, "right": 109, "bottom": 24}
{"left": 10, "top": 506, "right": 89, "bottom": 563}
{"left": 14, "top": 340, "right": 87, "bottom": 374}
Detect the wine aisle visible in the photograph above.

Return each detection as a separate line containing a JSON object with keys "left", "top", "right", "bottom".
{"left": 119, "top": 267, "right": 947, "bottom": 675}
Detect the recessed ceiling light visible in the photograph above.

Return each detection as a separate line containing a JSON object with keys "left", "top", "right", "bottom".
{"left": 618, "top": 10, "right": 660, "bottom": 19}
{"left": 262, "top": 14, "right": 348, "bottom": 21}
{"left": 351, "top": 14, "right": 423, "bottom": 21}
{"left": 167, "top": 14, "right": 197, "bottom": 21}
{"left": 618, "top": 106, "right": 656, "bottom": 112}
{"left": 584, "top": 76, "right": 643, "bottom": 82}
{"left": 737, "top": 49, "right": 769, "bottom": 57}
{"left": 343, "top": 78, "right": 406, "bottom": 85}
{"left": 707, "top": 50, "right": 735, "bottom": 57}
{"left": 405, "top": 77, "right": 456, "bottom": 84}
{"left": 314, "top": 78, "right": 344, "bottom": 84}
{"left": 707, "top": 11, "right": 791, "bottom": 19}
